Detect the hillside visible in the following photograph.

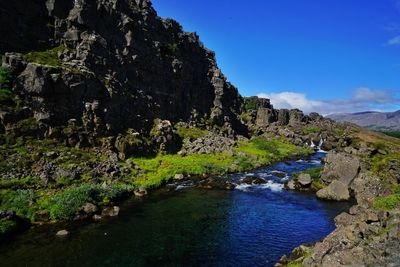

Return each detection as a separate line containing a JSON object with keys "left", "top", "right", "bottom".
{"left": 328, "top": 110, "right": 400, "bottom": 131}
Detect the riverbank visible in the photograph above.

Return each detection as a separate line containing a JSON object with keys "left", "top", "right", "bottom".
{"left": 276, "top": 128, "right": 400, "bottom": 266}
{"left": 0, "top": 136, "right": 311, "bottom": 239}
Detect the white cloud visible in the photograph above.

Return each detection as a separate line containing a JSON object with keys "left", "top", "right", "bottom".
{"left": 387, "top": 35, "right": 400, "bottom": 46}
{"left": 257, "top": 92, "right": 324, "bottom": 114}
{"left": 352, "top": 87, "right": 392, "bottom": 104}
{"left": 257, "top": 88, "right": 400, "bottom": 115}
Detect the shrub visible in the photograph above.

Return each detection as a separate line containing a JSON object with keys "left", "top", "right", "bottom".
{"left": 0, "top": 190, "right": 37, "bottom": 220}
{"left": 48, "top": 185, "right": 99, "bottom": 220}
{"left": 244, "top": 99, "right": 257, "bottom": 111}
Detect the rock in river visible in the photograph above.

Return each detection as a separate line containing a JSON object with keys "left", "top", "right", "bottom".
{"left": 101, "top": 206, "right": 120, "bottom": 217}
{"left": 316, "top": 180, "right": 350, "bottom": 201}
{"left": 297, "top": 174, "right": 312, "bottom": 187}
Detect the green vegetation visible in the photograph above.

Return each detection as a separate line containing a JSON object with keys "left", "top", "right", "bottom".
{"left": 0, "top": 184, "right": 134, "bottom": 223}
{"left": 23, "top": 45, "right": 65, "bottom": 67}
{"left": 379, "top": 131, "right": 400, "bottom": 139}
{"left": 0, "top": 66, "right": 14, "bottom": 105}
{"left": 0, "top": 89, "right": 13, "bottom": 104}
{"left": 294, "top": 166, "right": 325, "bottom": 190}
{"left": 244, "top": 99, "right": 257, "bottom": 111}
{"left": 373, "top": 194, "right": 400, "bottom": 210}
{"left": 0, "top": 190, "right": 37, "bottom": 221}
{"left": 176, "top": 126, "right": 211, "bottom": 140}
{"left": 0, "top": 66, "right": 12, "bottom": 89}
{"left": 131, "top": 137, "right": 309, "bottom": 188}
{"left": 0, "top": 220, "right": 17, "bottom": 235}
{"left": 301, "top": 126, "right": 321, "bottom": 135}
{"left": 287, "top": 263, "right": 303, "bottom": 267}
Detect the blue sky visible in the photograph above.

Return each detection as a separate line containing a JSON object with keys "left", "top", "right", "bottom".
{"left": 152, "top": 0, "right": 400, "bottom": 114}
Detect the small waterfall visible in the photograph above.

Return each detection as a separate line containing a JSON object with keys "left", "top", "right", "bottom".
{"left": 309, "top": 140, "right": 316, "bottom": 148}
{"left": 316, "top": 138, "right": 327, "bottom": 153}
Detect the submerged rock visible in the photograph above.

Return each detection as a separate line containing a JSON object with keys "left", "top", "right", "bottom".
{"left": 198, "top": 178, "right": 235, "bottom": 190}
{"left": 101, "top": 206, "right": 120, "bottom": 217}
{"left": 242, "top": 175, "right": 266, "bottom": 185}
{"left": 56, "top": 230, "right": 69, "bottom": 237}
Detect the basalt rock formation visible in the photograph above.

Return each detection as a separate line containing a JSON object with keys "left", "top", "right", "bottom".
{"left": 0, "top": 0, "right": 244, "bottom": 152}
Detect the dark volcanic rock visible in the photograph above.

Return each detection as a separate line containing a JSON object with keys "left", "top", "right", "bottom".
{"left": 0, "top": 0, "right": 245, "bottom": 143}
{"left": 242, "top": 175, "right": 266, "bottom": 185}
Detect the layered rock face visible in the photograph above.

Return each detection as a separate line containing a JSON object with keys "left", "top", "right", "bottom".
{"left": 0, "top": 0, "right": 244, "bottom": 144}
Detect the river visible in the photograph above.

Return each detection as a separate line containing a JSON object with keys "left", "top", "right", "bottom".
{"left": 0, "top": 152, "right": 351, "bottom": 267}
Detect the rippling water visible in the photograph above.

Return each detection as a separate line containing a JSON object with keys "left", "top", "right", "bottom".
{"left": 0, "top": 152, "right": 350, "bottom": 267}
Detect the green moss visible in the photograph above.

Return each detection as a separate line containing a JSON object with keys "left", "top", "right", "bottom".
{"left": 301, "top": 126, "right": 321, "bottom": 135}
{"left": 236, "top": 137, "right": 309, "bottom": 161}
{"left": 23, "top": 45, "right": 65, "bottom": 67}
{"left": 373, "top": 195, "right": 400, "bottom": 210}
{"left": 0, "top": 177, "right": 43, "bottom": 189}
{"left": 132, "top": 153, "right": 235, "bottom": 188}
{"left": 14, "top": 118, "right": 38, "bottom": 134}
{"left": 176, "top": 126, "right": 211, "bottom": 140}
{"left": 0, "top": 220, "right": 17, "bottom": 235}
{"left": 287, "top": 263, "right": 303, "bottom": 267}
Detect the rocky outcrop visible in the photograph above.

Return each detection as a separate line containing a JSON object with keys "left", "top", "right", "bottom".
{"left": 316, "top": 152, "right": 360, "bottom": 201}
{"left": 320, "top": 152, "right": 360, "bottom": 185}
{"left": 316, "top": 180, "right": 350, "bottom": 201}
{"left": 181, "top": 133, "right": 236, "bottom": 155}
{"left": 0, "top": 0, "right": 245, "bottom": 147}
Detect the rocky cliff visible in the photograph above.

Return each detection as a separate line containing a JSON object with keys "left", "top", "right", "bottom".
{"left": 0, "top": 0, "right": 244, "bottom": 150}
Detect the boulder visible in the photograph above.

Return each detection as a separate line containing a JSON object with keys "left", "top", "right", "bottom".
{"left": 80, "top": 203, "right": 98, "bottom": 215}
{"left": 297, "top": 174, "right": 312, "bottom": 187}
{"left": 101, "top": 206, "right": 120, "bottom": 217}
{"left": 174, "top": 174, "right": 185, "bottom": 180}
{"left": 242, "top": 175, "right": 266, "bottom": 185}
{"left": 316, "top": 180, "right": 350, "bottom": 201}
{"left": 134, "top": 187, "right": 148, "bottom": 197}
{"left": 277, "top": 109, "right": 290, "bottom": 126}
{"left": 34, "top": 211, "right": 49, "bottom": 222}
{"left": 286, "top": 180, "right": 296, "bottom": 190}
{"left": 256, "top": 108, "right": 277, "bottom": 127}
{"left": 321, "top": 152, "right": 360, "bottom": 186}
{"left": 56, "top": 230, "right": 69, "bottom": 237}
{"left": 198, "top": 178, "right": 236, "bottom": 190}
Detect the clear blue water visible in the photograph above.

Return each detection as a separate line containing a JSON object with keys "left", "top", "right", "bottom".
{"left": 0, "top": 152, "right": 350, "bottom": 267}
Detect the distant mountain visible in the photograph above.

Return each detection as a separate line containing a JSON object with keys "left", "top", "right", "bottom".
{"left": 327, "top": 110, "right": 400, "bottom": 131}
